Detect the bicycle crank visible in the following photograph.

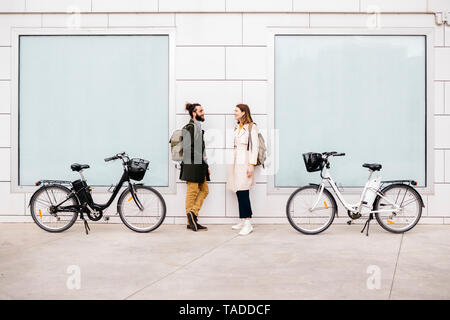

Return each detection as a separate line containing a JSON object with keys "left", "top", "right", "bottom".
{"left": 347, "top": 210, "right": 361, "bottom": 220}
{"left": 85, "top": 204, "right": 103, "bottom": 221}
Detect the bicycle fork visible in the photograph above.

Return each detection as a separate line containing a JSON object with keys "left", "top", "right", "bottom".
{"left": 309, "top": 183, "right": 325, "bottom": 212}
{"left": 129, "top": 184, "right": 144, "bottom": 211}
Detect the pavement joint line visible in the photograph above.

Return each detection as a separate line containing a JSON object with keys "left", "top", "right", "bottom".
{"left": 388, "top": 233, "right": 404, "bottom": 300}
{"left": 123, "top": 232, "right": 240, "bottom": 300}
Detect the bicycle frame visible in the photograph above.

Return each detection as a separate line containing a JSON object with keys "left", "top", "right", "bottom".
{"left": 38, "top": 167, "right": 144, "bottom": 215}
{"left": 310, "top": 166, "right": 402, "bottom": 215}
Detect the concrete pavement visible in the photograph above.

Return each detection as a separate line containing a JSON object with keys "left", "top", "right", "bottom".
{"left": 0, "top": 223, "right": 449, "bottom": 300}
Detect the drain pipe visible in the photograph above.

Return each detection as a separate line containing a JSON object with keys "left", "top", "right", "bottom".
{"left": 435, "top": 11, "right": 450, "bottom": 26}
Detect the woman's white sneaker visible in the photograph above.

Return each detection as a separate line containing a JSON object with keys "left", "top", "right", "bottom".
{"left": 239, "top": 220, "right": 253, "bottom": 236}
{"left": 232, "top": 219, "right": 244, "bottom": 230}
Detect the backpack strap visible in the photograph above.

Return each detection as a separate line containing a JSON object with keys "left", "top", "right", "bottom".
{"left": 247, "top": 122, "right": 256, "bottom": 151}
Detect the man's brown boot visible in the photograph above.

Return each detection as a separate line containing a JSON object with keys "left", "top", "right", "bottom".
{"left": 193, "top": 214, "right": 208, "bottom": 231}
{"left": 187, "top": 211, "right": 197, "bottom": 231}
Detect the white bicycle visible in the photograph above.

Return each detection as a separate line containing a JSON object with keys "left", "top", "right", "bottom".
{"left": 286, "top": 152, "right": 424, "bottom": 236}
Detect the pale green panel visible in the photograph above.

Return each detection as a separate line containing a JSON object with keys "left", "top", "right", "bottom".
{"left": 275, "top": 35, "right": 426, "bottom": 187}
{"left": 19, "top": 35, "right": 169, "bottom": 186}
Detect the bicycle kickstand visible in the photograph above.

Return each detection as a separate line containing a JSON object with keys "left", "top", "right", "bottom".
{"left": 361, "top": 213, "right": 374, "bottom": 237}
{"left": 83, "top": 219, "right": 90, "bottom": 235}
{"left": 80, "top": 213, "right": 90, "bottom": 235}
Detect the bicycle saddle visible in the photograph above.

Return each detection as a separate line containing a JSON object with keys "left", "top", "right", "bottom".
{"left": 71, "top": 163, "right": 90, "bottom": 172}
{"left": 362, "top": 163, "right": 382, "bottom": 171}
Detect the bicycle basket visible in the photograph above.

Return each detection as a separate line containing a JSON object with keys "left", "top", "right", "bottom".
{"left": 127, "top": 158, "right": 149, "bottom": 181}
{"left": 303, "top": 152, "right": 324, "bottom": 172}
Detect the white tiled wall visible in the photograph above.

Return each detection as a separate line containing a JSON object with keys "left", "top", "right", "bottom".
{"left": 176, "top": 81, "right": 241, "bottom": 114}
{"left": 0, "top": 115, "right": 10, "bottom": 147}
{"left": 242, "top": 81, "right": 268, "bottom": 114}
{"left": 42, "top": 13, "right": 107, "bottom": 27}
{"left": 310, "top": 13, "right": 371, "bottom": 27}
{"left": 227, "top": 0, "right": 293, "bottom": 12}
{"left": 435, "top": 150, "right": 445, "bottom": 183}
{"left": 1, "top": 1, "right": 450, "bottom": 222}
{"left": 435, "top": 48, "right": 450, "bottom": 80}
{"left": 435, "top": 82, "right": 444, "bottom": 114}
{"left": 0, "top": 14, "right": 41, "bottom": 45}
{"left": 175, "top": 14, "right": 242, "bottom": 45}
{"left": 445, "top": 83, "right": 450, "bottom": 113}
{"left": 445, "top": 151, "right": 450, "bottom": 182}
{"left": 176, "top": 47, "right": 225, "bottom": 79}
{"left": 446, "top": 25, "right": 450, "bottom": 46}
{"left": 294, "top": 0, "right": 360, "bottom": 13}
{"left": 159, "top": 0, "right": 225, "bottom": 13}
{"left": 225, "top": 47, "right": 267, "bottom": 80}
{"left": 0, "top": 148, "right": 11, "bottom": 181}
{"left": 360, "top": 0, "right": 427, "bottom": 13}
{"left": 28, "top": 0, "right": 91, "bottom": 12}
{"left": 435, "top": 117, "right": 450, "bottom": 148}
{"left": 108, "top": 13, "right": 175, "bottom": 27}
{"left": 0, "top": 81, "right": 10, "bottom": 113}
{"left": 0, "top": 0, "right": 448, "bottom": 13}
{"left": 91, "top": 0, "right": 158, "bottom": 13}
{"left": 0, "top": 47, "right": 10, "bottom": 79}
{"left": 242, "top": 13, "right": 309, "bottom": 45}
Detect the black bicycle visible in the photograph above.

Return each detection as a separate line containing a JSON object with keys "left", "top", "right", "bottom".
{"left": 29, "top": 152, "right": 166, "bottom": 234}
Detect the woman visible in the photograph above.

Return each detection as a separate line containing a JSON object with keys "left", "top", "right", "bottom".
{"left": 226, "top": 104, "right": 259, "bottom": 236}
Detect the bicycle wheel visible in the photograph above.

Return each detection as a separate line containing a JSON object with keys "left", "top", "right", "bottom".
{"left": 117, "top": 185, "right": 166, "bottom": 233}
{"left": 373, "top": 184, "right": 422, "bottom": 233}
{"left": 286, "top": 185, "right": 337, "bottom": 234}
{"left": 30, "top": 185, "right": 78, "bottom": 232}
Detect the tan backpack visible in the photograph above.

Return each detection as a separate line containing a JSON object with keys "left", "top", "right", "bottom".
{"left": 247, "top": 122, "right": 267, "bottom": 168}
{"left": 169, "top": 128, "right": 184, "bottom": 162}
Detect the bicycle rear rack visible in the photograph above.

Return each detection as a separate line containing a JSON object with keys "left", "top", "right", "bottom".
{"left": 35, "top": 180, "right": 73, "bottom": 186}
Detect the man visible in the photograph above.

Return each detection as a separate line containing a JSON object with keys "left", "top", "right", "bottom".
{"left": 180, "top": 102, "right": 211, "bottom": 231}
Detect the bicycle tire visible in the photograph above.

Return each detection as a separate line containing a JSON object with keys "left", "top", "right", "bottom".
{"left": 117, "top": 185, "right": 166, "bottom": 233}
{"left": 373, "top": 183, "right": 423, "bottom": 233}
{"left": 286, "top": 185, "right": 337, "bottom": 235}
{"left": 30, "top": 184, "right": 78, "bottom": 233}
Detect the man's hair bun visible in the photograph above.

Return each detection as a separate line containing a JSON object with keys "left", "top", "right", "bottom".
{"left": 185, "top": 102, "right": 201, "bottom": 118}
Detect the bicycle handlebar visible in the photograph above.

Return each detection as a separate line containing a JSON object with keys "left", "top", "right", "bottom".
{"left": 104, "top": 156, "right": 118, "bottom": 162}
{"left": 320, "top": 152, "right": 346, "bottom": 179}
{"left": 104, "top": 152, "right": 128, "bottom": 163}
{"left": 322, "top": 151, "right": 345, "bottom": 157}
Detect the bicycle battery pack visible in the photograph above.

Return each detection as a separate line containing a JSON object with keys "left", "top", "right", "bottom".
{"left": 72, "top": 179, "right": 93, "bottom": 205}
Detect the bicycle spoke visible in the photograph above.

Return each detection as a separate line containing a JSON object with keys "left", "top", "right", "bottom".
{"left": 286, "top": 186, "right": 335, "bottom": 234}
{"left": 119, "top": 187, "right": 166, "bottom": 232}
{"left": 375, "top": 185, "right": 421, "bottom": 233}
{"left": 31, "top": 186, "right": 77, "bottom": 232}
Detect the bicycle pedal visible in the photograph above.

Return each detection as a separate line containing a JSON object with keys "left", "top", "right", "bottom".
{"left": 347, "top": 220, "right": 352, "bottom": 225}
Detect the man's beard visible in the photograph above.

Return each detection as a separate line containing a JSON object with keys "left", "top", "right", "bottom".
{"left": 195, "top": 115, "right": 205, "bottom": 122}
